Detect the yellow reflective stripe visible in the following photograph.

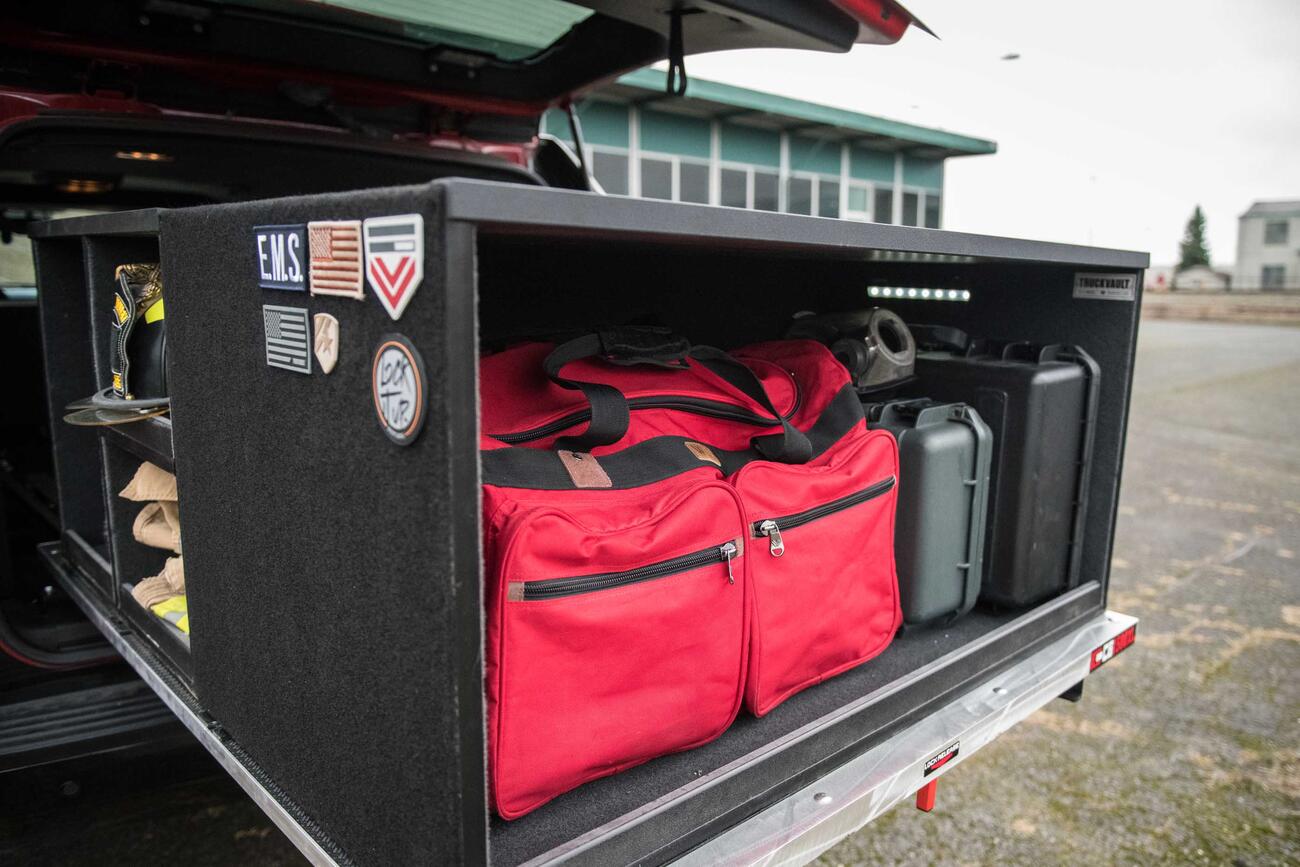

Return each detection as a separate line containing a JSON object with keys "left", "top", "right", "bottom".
{"left": 113, "top": 295, "right": 128, "bottom": 324}
{"left": 143, "top": 297, "right": 165, "bottom": 323}
{"left": 150, "top": 594, "right": 189, "bottom": 633}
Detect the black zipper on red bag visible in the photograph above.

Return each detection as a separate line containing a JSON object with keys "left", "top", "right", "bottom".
{"left": 517, "top": 540, "right": 739, "bottom": 601}
{"left": 492, "top": 391, "right": 802, "bottom": 445}
{"left": 753, "top": 476, "right": 897, "bottom": 557}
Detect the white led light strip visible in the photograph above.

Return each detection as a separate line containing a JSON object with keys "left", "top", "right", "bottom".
{"left": 867, "top": 286, "right": 972, "bottom": 302}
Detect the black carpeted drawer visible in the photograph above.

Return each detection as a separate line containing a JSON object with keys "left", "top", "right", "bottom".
{"left": 33, "top": 181, "right": 1147, "bottom": 865}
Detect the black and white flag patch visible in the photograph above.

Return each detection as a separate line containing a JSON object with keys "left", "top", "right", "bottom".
{"left": 254, "top": 225, "right": 307, "bottom": 291}
{"left": 263, "top": 305, "right": 312, "bottom": 374}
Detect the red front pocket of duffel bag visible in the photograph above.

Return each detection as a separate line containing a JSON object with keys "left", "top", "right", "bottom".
{"left": 735, "top": 428, "right": 901, "bottom": 716}
{"left": 486, "top": 482, "right": 749, "bottom": 819}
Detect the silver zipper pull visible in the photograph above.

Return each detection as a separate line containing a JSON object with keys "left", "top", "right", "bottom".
{"left": 720, "top": 541, "right": 737, "bottom": 583}
{"left": 758, "top": 520, "right": 785, "bottom": 557}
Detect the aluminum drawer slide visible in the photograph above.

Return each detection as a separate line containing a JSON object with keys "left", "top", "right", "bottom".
{"left": 670, "top": 610, "right": 1138, "bottom": 867}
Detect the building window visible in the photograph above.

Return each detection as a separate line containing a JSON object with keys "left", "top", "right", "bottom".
{"left": 717, "top": 164, "right": 780, "bottom": 211}
{"left": 678, "top": 161, "right": 710, "bottom": 204}
{"left": 591, "top": 150, "right": 629, "bottom": 196}
{"left": 578, "top": 108, "right": 949, "bottom": 227}
{"left": 720, "top": 167, "right": 747, "bottom": 208}
{"left": 786, "top": 176, "right": 813, "bottom": 215}
{"left": 637, "top": 153, "right": 711, "bottom": 204}
{"left": 753, "top": 171, "right": 779, "bottom": 211}
{"left": 1264, "top": 221, "right": 1289, "bottom": 245}
{"left": 785, "top": 174, "right": 843, "bottom": 217}
{"left": 846, "top": 184, "right": 871, "bottom": 220}
{"left": 819, "top": 179, "right": 840, "bottom": 219}
{"left": 924, "top": 194, "right": 941, "bottom": 229}
{"left": 640, "top": 157, "right": 673, "bottom": 200}
{"left": 873, "top": 186, "right": 893, "bottom": 224}
{"left": 1261, "top": 265, "right": 1286, "bottom": 289}
{"left": 902, "top": 191, "right": 920, "bottom": 227}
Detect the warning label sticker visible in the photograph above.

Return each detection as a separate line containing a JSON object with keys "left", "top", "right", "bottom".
{"left": 923, "top": 741, "right": 960, "bottom": 777}
{"left": 1073, "top": 272, "right": 1137, "bottom": 301}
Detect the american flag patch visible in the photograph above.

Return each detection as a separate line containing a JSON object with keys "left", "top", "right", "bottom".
{"left": 263, "top": 305, "right": 312, "bottom": 374}
{"left": 308, "top": 220, "right": 364, "bottom": 299}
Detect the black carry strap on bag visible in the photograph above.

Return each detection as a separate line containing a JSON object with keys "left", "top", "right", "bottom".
{"left": 543, "top": 328, "right": 814, "bottom": 463}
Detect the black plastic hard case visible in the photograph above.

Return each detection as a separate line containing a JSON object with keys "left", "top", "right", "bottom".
{"left": 900, "top": 341, "right": 1100, "bottom": 608}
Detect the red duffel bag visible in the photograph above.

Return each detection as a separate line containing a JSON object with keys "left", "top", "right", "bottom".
{"left": 480, "top": 330, "right": 900, "bottom": 819}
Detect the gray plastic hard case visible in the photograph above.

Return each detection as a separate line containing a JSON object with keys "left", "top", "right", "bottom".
{"left": 870, "top": 399, "right": 992, "bottom": 625}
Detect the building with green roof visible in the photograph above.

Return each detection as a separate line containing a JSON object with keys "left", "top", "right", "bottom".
{"left": 544, "top": 68, "right": 996, "bottom": 228}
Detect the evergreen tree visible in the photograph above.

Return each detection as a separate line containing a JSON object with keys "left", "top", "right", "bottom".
{"left": 1177, "top": 206, "right": 1211, "bottom": 271}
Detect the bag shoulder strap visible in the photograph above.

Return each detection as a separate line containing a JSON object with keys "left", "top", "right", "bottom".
{"left": 542, "top": 330, "right": 812, "bottom": 463}
{"left": 542, "top": 333, "right": 632, "bottom": 451}
{"left": 687, "top": 347, "right": 811, "bottom": 463}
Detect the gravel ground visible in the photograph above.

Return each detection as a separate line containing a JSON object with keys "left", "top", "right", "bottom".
{"left": 4, "top": 320, "right": 1296, "bottom": 866}
{"left": 818, "top": 320, "right": 1300, "bottom": 867}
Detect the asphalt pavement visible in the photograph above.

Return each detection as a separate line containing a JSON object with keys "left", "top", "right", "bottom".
{"left": 819, "top": 320, "right": 1300, "bottom": 866}
{"left": 3, "top": 320, "right": 1297, "bottom": 866}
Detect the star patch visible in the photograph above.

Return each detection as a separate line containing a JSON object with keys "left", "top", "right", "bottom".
{"left": 313, "top": 312, "right": 339, "bottom": 374}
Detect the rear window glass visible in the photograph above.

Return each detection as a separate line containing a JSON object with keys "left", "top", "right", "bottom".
{"left": 2, "top": 209, "right": 103, "bottom": 293}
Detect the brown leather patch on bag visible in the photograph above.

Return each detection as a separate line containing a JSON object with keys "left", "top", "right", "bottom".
{"left": 684, "top": 441, "right": 722, "bottom": 467}
{"left": 558, "top": 450, "right": 613, "bottom": 488}
{"left": 507, "top": 581, "right": 526, "bottom": 601}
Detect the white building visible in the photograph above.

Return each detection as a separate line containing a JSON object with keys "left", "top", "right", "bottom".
{"left": 1172, "top": 265, "right": 1231, "bottom": 291}
{"left": 1234, "top": 200, "right": 1300, "bottom": 290}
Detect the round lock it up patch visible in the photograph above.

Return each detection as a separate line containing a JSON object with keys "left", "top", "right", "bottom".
{"left": 371, "top": 334, "right": 427, "bottom": 446}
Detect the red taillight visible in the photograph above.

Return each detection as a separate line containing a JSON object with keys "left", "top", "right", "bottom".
{"left": 831, "top": 0, "right": 933, "bottom": 45}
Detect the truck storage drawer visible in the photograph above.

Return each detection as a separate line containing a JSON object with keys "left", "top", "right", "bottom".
{"left": 31, "top": 181, "right": 1147, "bottom": 865}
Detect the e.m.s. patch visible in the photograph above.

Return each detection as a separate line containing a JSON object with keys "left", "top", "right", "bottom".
{"left": 371, "top": 334, "right": 427, "bottom": 445}
{"left": 254, "top": 225, "right": 306, "bottom": 291}
{"left": 363, "top": 214, "right": 423, "bottom": 321}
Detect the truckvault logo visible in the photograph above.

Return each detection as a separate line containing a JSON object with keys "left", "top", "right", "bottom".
{"left": 1072, "top": 272, "right": 1136, "bottom": 301}
{"left": 364, "top": 214, "right": 423, "bottom": 321}
{"left": 923, "top": 741, "right": 960, "bottom": 777}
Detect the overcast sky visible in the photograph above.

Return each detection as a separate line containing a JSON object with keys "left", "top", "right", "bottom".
{"left": 684, "top": 0, "right": 1300, "bottom": 266}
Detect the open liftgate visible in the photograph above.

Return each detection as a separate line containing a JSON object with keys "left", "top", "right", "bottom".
{"left": 43, "top": 540, "right": 1135, "bottom": 867}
